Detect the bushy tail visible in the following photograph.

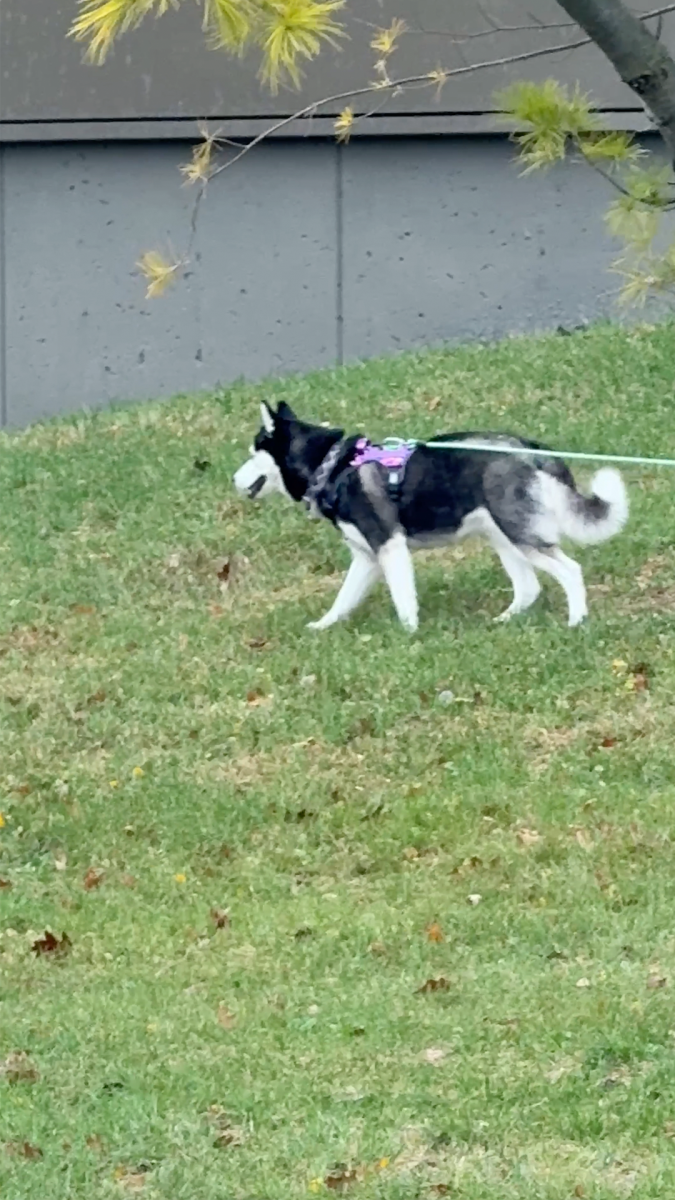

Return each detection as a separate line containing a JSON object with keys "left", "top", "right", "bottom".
{"left": 561, "top": 467, "right": 629, "bottom": 545}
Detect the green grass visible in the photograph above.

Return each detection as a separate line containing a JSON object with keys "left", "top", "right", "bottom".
{"left": 1, "top": 322, "right": 675, "bottom": 1199}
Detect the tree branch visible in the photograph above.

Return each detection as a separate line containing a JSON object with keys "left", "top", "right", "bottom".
{"left": 558, "top": 0, "right": 675, "bottom": 163}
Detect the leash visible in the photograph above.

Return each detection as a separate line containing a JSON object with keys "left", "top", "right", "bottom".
{"left": 380, "top": 437, "right": 675, "bottom": 470}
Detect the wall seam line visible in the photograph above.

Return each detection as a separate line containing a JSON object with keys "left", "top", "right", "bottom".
{"left": 336, "top": 142, "right": 344, "bottom": 367}
{"left": 0, "top": 146, "right": 7, "bottom": 428}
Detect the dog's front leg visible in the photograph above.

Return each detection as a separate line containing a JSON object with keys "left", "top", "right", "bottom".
{"left": 307, "top": 551, "right": 381, "bottom": 631}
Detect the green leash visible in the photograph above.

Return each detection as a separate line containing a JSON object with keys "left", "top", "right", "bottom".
{"left": 380, "top": 437, "right": 675, "bottom": 469}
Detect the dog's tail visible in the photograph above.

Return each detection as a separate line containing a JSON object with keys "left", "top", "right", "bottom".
{"left": 557, "top": 467, "right": 629, "bottom": 545}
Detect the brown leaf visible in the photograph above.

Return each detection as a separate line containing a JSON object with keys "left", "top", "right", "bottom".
{"left": 431, "top": 1187, "right": 450, "bottom": 1197}
{"left": 88, "top": 689, "right": 107, "bottom": 705}
{"left": 600, "top": 736, "right": 617, "bottom": 749}
{"left": 4, "top": 1141, "right": 43, "bottom": 1160}
{"left": 425, "top": 921, "right": 445, "bottom": 943}
{"left": 86, "top": 1134, "right": 105, "bottom": 1153}
{"left": 427, "top": 396, "right": 441, "bottom": 412}
{"left": 213, "top": 1127, "right": 245, "bottom": 1148}
{"left": 403, "top": 846, "right": 419, "bottom": 861}
{"left": 245, "top": 636, "right": 268, "bottom": 650}
{"left": 209, "top": 603, "right": 224, "bottom": 618}
{"left": 574, "top": 1187, "right": 586, "bottom": 1199}
{"left": 216, "top": 558, "right": 231, "bottom": 585}
{"left": 324, "top": 1165, "right": 360, "bottom": 1190}
{"left": 575, "top": 829, "right": 594, "bottom": 851}
{"left": 517, "top": 827, "right": 542, "bottom": 847}
{"left": 368, "top": 941, "right": 386, "bottom": 955}
{"left": 647, "top": 973, "right": 667, "bottom": 990}
{"left": 245, "top": 689, "right": 269, "bottom": 707}
{"left": 0, "top": 1051, "right": 39, "bottom": 1084}
{"left": 31, "top": 930, "right": 72, "bottom": 957}
{"left": 70, "top": 604, "right": 96, "bottom": 615}
{"left": 217, "top": 1004, "right": 236, "bottom": 1030}
{"left": 0, "top": 878, "right": 12, "bottom": 890}
{"left": 121, "top": 874, "right": 137, "bottom": 888}
{"left": 13, "top": 783, "right": 31, "bottom": 796}
{"left": 416, "top": 976, "right": 451, "bottom": 995}
{"left": 84, "top": 867, "right": 105, "bottom": 890}
{"left": 210, "top": 907, "right": 230, "bottom": 930}
{"left": 113, "top": 1167, "right": 146, "bottom": 1191}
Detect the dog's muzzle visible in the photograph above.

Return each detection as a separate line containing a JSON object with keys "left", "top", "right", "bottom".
{"left": 247, "top": 475, "right": 266, "bottom": 499}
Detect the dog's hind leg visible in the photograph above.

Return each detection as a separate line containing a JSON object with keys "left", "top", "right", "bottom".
{"left": 493, "top": 542, "right": 541, "bottom": 623}
{"left": 522, "top": 546, "right": 588, "bottom": 627}
{"left": 378, "top": 531, "right": 418, "bottom": 632}
{"left": 307, "top": 551, "right": 381, "bottom": 631}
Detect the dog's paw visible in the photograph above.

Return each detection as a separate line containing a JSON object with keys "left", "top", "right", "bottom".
{"left": 306, "top": 618, "right": 334, "bottom": 632}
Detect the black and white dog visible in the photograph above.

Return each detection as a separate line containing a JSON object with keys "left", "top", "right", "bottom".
{"left": 233, "top": 402, "right": 628, "bottom": 632}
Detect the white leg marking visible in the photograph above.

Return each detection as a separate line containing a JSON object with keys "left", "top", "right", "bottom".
{"left": 493, "top": 543, "right": 541, "bottom": 623}
{"left": 523, "top": 546, "right": 588, "bottom": 627}
{"left": 378, "top": 532, "right": 418, "bottom": 632}
{"left": 307, "top": 552, "right": 381, "bottom": 631}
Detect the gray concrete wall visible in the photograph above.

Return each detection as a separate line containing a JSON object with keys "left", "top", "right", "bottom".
{"left": 0, "top": 135, "right": 640, "bottom": 427}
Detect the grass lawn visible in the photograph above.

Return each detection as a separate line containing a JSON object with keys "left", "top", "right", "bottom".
{"left": 2, "top": 323, "right": 675, "bottom": 1199}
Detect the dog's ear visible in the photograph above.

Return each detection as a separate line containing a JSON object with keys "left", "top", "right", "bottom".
{"left": 276, "top": 401, "right": 296, "bottom": 422}
{"left": 259, "top": 401, "right": 276, "bottom": 435}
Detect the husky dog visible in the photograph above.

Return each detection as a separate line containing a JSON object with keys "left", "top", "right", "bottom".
{"left": 233, "top": 401, "right": 628, "bottom": 632}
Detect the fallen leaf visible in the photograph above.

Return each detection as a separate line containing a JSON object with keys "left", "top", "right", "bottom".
{"left": 427, "top": 396, "right": 441, "bottom": 412}
{"left": 517, "top": 827, "right": 542, "bottom": 847}
{"left": 245, "top": 689, "right": 269, "bottom": 707}
{"left": 4, "top": 1141, "right": 43, "bottom": 1159}
{"left": 210, "top": 907, "right": 230, "bottom": 930}
{"left": 416, "top": 976, "right": 451, "bottom": 994}
{"left": 132, "top": 766, "right": 144, "bottom": 779}
{"left": 0, "top": 878, "right": 12, "bottom": 890}
{"left": 209, "top": 603, "right": 224, "bottom": 618}
{"left": 368, "top": 940, "right": 386, "bottom": 955}
{"left": 324, "top": 1164, "right": 360, "bottom": 1190}
{"left": 216, "top": 558, "right": 231, "bottom": 586}
{"left": 53, "top": 851, "right": 68, "bottom": 872}
{"left": 14, "top": 783, "right": 31, "bottom": 796}
{"left": 423, "top": 1047, "right": 446, "bottom": 1066}
{"left": 647, "top": 974, "right": 667, "bottom": 990}
{"left": 575, "top": 829, "right": 594, "bottom": 851}
{"left": 403, "top": 846, "right": 419, "bottom": 861}
{"left": 467, "top": 893, "right": 482, "bottom": 906}
{"left": 425, "top": 921, "right": 445, "bottom": 943}
{"left": 32, "top": 930, "right": 72, "bottom": 957}
{"left": 121, "top": 874, "right": 137, "bottom": 888}
{"left": 113, "top": 1166, "right": 147, "bottom": 1190}
{"left": 0, "top": 1051, "right": 39, "bottom": 1083}
{"left": 193, "top": 457, "right": 211, "bottom": 471}
{"left": 245, "top": 636, "right": 268, "bottom": 650}
{"left": 574, "top": 1187, "right": 586, "bottom": 1198}
{"left": 213, "top": 1127, "right": 245, "bottom": 1148}
{"left": 576, "top": 977, "right": 591, "bottom": 989}
{"left": 84, "top": 867, "right": 105, "bottom": 890}
{"left": 600, "top": 736, "right": 617, "bottom": 749}
{"left": 217, "top": 1004, "right": 237, "bottom": 1030}
{"left": 88, "top": 689, "right": 107, "bottom": 705}
{"left": 70, "top": 604, "right": 96, "bottom": 615}
{"left": 87, "top": 1134, "right": 105, "bottom": 1153}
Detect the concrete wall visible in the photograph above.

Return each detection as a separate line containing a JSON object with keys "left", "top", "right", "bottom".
{"left": 0, "top": 134, "right": 636, "bottom": 427}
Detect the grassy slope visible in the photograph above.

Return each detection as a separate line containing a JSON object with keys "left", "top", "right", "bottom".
{"left": 1, "top": 324, "right": 675, "bottom": 1198}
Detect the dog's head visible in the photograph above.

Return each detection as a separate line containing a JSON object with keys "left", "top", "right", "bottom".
{"left": 233, "top": 401, "right": 294, "bottom": 500}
